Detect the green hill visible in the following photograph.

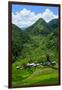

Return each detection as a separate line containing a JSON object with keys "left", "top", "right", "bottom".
{"left": 21, "top": 18, "right": 58, "bottom": 62}
{"left": 12, "top": 18, "right": 59, "bottom": 87}
{"left": 25, "top": 18, "right": 52, "bottom": 36}
{"left": 48, "top": 19, "right": 58, "bottom": 30}
{"left": 12, "top": 24, "right": 30, "bottom": 62}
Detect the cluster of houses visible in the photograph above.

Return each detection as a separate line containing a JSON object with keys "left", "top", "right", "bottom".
{"left": 16, "top": 60, "right": 56, "bottom": 70}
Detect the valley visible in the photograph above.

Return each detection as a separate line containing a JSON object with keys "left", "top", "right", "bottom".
{"left": 12, "top": 18, "right": 59, "bottom": 87}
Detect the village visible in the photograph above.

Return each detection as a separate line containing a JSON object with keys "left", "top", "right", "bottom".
{"left": 16, "top": 59, "right": 56, "bottom": 70}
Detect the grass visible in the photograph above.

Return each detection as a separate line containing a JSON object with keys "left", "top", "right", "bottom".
{"left": 12, "top": 63, "right": 59, "bottom": 87}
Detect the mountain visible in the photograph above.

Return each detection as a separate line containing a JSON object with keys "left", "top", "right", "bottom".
{"left": 12, "top": 18, "right": 58, "bottom": 63}
{"left": 12, "top": 18, "right": 59, "bottom": 87}
{"left": 48, "top": 19, "right": 58, "bottom": 30}
{"left": 19, "top": 18, "right": 58, "bottom": 63}
{"left": 25, "top": 18, "right": 53, "bottom": 36}
{"left": 12, "top": 24, "right": 30, "bottom": 62}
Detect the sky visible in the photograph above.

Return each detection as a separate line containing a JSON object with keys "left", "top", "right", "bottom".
{"left": 12, "top": 4, "right": 59, "bottom": 29}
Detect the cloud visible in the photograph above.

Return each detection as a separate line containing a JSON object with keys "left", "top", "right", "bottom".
{"left": 12, "top": 8, "right": 58, "bottom": 29}
{"left": 42, "top": 9, "right": 58, "bottom": 22}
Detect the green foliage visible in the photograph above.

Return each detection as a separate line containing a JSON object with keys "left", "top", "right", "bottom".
{"left": 12, "top": 18, "right": 59, "bottom": 87}
{"left": 12, "top": 24, "right": 30, "bottom": 62}
{"left": 48, "top": 19, "right": 58, "bottom": 30}
{"left": 25, "top": 18, "right": 52, "bottom": 36}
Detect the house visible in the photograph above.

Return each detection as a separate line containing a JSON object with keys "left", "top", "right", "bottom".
{"left": 26, "top": 63, "right": 40, "bottom": 67}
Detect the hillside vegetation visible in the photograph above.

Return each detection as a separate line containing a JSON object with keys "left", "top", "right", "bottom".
{"left": 12, "top": 18, "right": 59, "bottom": 87}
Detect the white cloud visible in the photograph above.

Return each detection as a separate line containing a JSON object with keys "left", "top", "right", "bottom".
{"left": 12, "top": 8, "right": 58, "bottom": 29}
{"left": 42, "top": 8, "right": 58, "bottom": 22}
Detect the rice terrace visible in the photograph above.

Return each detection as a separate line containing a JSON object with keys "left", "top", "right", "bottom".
{"left": 8, "top": 2, "right": 60, "bottom": 88}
